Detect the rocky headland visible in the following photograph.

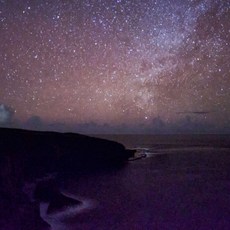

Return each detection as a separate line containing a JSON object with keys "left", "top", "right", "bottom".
{"left": 0, "top": 127, "right": 134, "bottom": 229}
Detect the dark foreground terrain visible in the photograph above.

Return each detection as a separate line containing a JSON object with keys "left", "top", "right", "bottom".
{"left": 1, "top": 130, "right": 230, "bottom": 229}
{"left": 0, "top": 128, "right": 134, "bottom": 230}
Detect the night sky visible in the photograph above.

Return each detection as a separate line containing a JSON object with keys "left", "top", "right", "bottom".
{"left": 0, "top": 0, "right": 229, "bottom": 133}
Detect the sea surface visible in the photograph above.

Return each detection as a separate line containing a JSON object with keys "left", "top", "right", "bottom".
{"left": 41, "top": 134, "right": 230, "bottom": 230}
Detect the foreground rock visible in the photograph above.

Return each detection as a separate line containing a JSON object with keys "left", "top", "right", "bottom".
{"left": 0, "top": 127, "right": 134, "bottom": 174}
{"left": 34, "top": 179, "right": 82, "bottom": 214}
{"left": 0, "top": 127, "right": 134, "bottom": 230}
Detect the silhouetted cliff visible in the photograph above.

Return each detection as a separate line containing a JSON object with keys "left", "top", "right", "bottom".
{"left": 0, "top": 127, "right": 134, "bottom": 174}
{"left": 0, "top": 128, "right": 134, "bottom": 230}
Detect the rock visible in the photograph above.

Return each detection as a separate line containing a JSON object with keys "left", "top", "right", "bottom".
{"left": 34, "top": 180, "right": 82, "bottom": 214}
{"left": 0, "top": 127, "right": 134, "bottom": 175}
{"left": 0, "top": 127, "right": 135, "bottom": 229}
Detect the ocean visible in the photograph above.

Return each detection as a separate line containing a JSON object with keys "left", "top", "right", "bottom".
{"left": 41, "top": 134, "right": 230, "bottom": 230}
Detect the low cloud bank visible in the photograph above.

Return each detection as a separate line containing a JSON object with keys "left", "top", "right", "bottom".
{"left": 0, "top": 104, "right": 14, "bottom": 124}
{"left": 0, "top": 104, "right": 229, "bottom": 134}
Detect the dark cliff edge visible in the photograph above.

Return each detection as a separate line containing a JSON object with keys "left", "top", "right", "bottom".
{"left": 0, "top": 127, "right": 135, "bottom": 230}
{"left": 0, "top": 127, "right": 134, "bottom": 173}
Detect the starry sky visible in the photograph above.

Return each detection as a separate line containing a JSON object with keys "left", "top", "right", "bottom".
{"left": 0, "top": 0, "right": 230, "bottom": 132}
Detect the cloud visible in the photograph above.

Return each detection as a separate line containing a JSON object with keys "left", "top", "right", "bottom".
{"left": 0, "top": 104, "right": 14, "bottom": 124}
{"left": 176, "top": 111, "right": 214, "bottom": 115}
{"left": 25, "top": 116, "right": 43, "bottom": 130}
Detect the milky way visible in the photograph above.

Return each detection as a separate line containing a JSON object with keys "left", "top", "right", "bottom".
{"left": 0, "top": 0, "right": 229, "bottom": 130}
